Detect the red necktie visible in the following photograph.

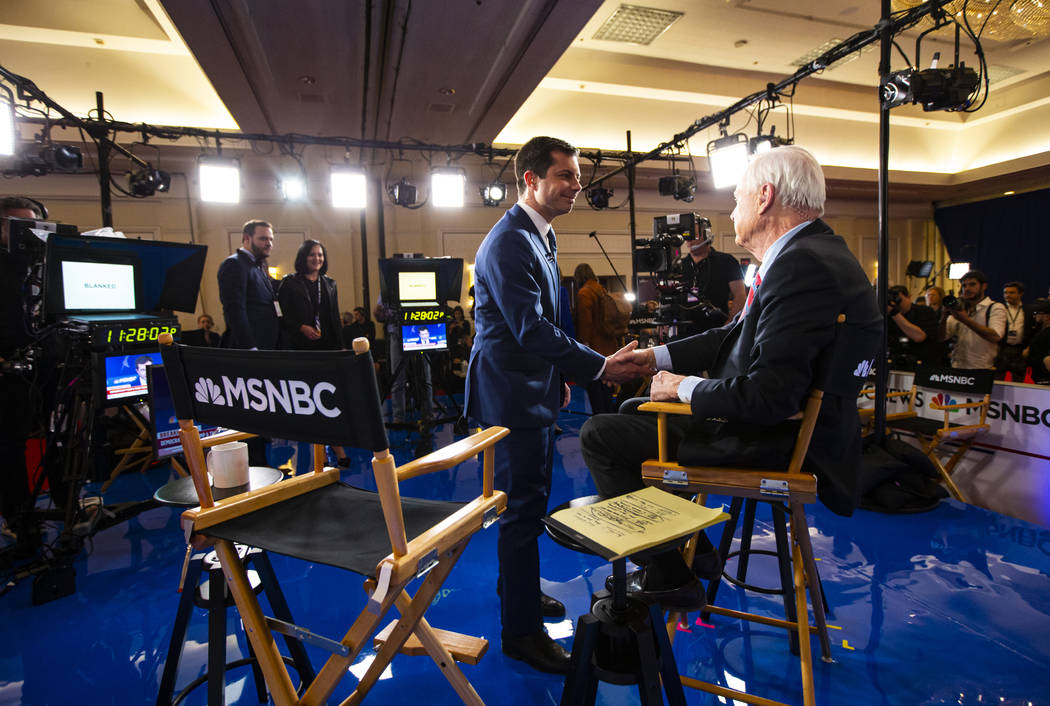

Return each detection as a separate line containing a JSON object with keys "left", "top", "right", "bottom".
{"left": 743, "top": 271, "right": 762, "bottom": 315}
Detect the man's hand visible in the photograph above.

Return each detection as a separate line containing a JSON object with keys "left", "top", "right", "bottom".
{"left": 650, "top": 371, "right": 688, "bottom": 402}
{"left": 601, "top": 340, "right": 655, "bottom": 384}
{"left": 561, "top": 382, "right": 571, "bottom": 409}
{"left": 300, "top": 324, "right": 322, "bottom": 341}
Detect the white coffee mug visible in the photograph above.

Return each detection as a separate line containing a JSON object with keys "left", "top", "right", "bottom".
{"left": 208, "top": 441, "right": 250, "bottom": 489}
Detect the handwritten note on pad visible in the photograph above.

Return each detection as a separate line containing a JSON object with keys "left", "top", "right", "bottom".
{"left": 545, "top": 487, "right": 729, "bottom": 561}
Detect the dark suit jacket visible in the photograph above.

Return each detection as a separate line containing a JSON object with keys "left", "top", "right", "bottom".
{"left": 666, "top": 219, "right": 882, "bottom": 515}
{"left": 277, "top": 273, "right": 343, "bottom": 350}
{"left": 217, "top": 250, "right": 280, "bottom": 350}
{"left": 466, "top": 204, "right": 604, "bottom": 428}
{"left": 179, "top": 328, "right": 221, "bottom": 347}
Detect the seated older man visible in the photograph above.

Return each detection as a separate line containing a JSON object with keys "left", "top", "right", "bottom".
{"left": 580, "top": 146, "right": 882, "bottom": 609}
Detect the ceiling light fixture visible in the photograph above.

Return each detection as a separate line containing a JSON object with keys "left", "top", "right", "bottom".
{"left": 0, "top": 91, "right": 14, "bottom": 157}
{"left": 586, "top": 186, "right": 614, "bottom": 210}
{"left": 281, "top": 175, "right": 306, "bottom": 201}
{"left": 479, "top": 181, "right": 507, "bottom": 207}
{"left": 431, "top": 169, "right": 465, "bottom": 208}
{"left": 390, "top": 178, "right": 418, "bottom": 207}
{"left": 331, "top": 168, "right": 367, "bottom": 208}
{"left": 128, "top": 165, "right": 171, "bottom": 197}
{"left": 198, "top": 156, "right": 240, "bottom": 203}
{"left": 706, "top": 133, "right": 750, "bottom": 189}
{"left": 658, "top": 174, "right": 695, "bottom": 202}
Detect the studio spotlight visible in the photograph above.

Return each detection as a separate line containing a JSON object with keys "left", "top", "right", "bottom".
{"left": 706, "top": 133, "right": 749, "bottom": 190}
{"left": 881, "top": 64, "right": 979, "bottom": 112}
{"left": 198, "top": 156, "right": 241, "bottom": 203}
{"left": 331, "top": 168, "right": 367, "bottom": 208}
{"left": 431, "top": 169, "right": 466, "bottom": 208}
{"left": 41, "top": 144, "right": 83, "bottom": 170}
{"left": 658, "top": 174, "right": 696, "bottom": 202}
{"left": 1, "top": 98, "right": 14, "bottom": 157}
{"left": 586, "top": 186, "right": 613, "bottom": 210}
{"left": 6, "top": 144, "right": 84, "bottom": 177}
{"left": 749, "top": 133, "right": 792, "bottom": 155}
{"left": 948, "top": 262, "right": 971, "bottom": 280}
{"left": 390, "top": 178, "right": 417, "bottom": 207}
{"left": 128, "top": 165, "right": 171, "bottom": 197}
{"left": 480, "top": 181, "right": 507, "bottom": 207}
{"left": 280, "top": 175, "right": 306, "bottom": 201}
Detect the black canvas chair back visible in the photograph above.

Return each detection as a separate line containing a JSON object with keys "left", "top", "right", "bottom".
{"left": 913, "top": 366, "right": 994, "bottom": 397}
{"left": 156, "top": 335, "right": 508, "bottom": 706}
{"left": 159, "top": 343, "right": 388, "bottom": 452}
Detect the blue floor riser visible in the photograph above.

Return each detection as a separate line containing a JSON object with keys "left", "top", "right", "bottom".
{"left": 1, "top": 388, "right": 1048, "bottom": 705}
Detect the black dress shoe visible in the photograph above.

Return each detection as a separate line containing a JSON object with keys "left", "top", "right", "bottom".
{"left": 502, "top": 630, "right": 571, "bottom": 674}
{"left": 540, "top": 592, "right": 565, "bottom": 618}
{"left": 496, "top": 584, "right": 565, "bottom": 618}
{"left": 605, "top": 569, "right": 707, "bottom": 612}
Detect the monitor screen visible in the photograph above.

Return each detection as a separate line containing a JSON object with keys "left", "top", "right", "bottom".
{"left": 401, "top": 323, "right": 447, "bottom": 352}
{"left": 398, "top": 271, "right": 437, "bottom": 302}
{"left": 148, "top": 365, "right": 224, "bottom": 458}
{"left": 102, "top": 350, "right": 164, "bottom": 403}
{"left": 61, "top": 261, "right": 137, "bottom": 311}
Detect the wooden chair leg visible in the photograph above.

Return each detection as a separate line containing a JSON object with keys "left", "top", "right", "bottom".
{"left": 792, "top": 537, "right": 815, "bottom": 706}
{"left": 791, "top": 503, "right": 832, "bottom": 662}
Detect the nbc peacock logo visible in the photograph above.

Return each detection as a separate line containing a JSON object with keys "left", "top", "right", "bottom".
{"left": 931, "top": 392, "right": 957, "bottom": 408}
{"left": 195, "top": 377, "right": 226, "bottom": 405}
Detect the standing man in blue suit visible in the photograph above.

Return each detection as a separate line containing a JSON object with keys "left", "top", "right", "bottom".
{"left": 465, "top": 136, "right": 652, "bottom": 673}
{"left": 218, "top": 219, "right": 280, "bottom": 350}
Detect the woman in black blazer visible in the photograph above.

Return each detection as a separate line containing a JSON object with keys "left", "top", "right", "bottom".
{"left": 278, "top": 240, "right": 344, "bottom": 351}
{"left": 277, "top": 239, "right": 350, "bottom": 466}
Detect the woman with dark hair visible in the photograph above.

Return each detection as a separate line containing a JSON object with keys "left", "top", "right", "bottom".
{"left": 278, "top": 239, "right": 344, "bottom": 350}
{"left": 277, "top": 239, "right": 350, "bottom": 467}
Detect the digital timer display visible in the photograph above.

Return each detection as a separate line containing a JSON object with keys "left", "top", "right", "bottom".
{"left": 103, "top": 324, "right": 180, "bottom": 345}
{"left": 401, "top": 309, "right": 445, "bottom": 323}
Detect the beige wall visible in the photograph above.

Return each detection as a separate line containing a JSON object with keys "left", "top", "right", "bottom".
{"left": 6, "top": 152, "right": 941, "bottom": 337}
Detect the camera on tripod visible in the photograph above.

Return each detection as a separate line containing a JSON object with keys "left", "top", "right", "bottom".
{"left": 633, "top": 212, "right": 720, "bottom": 329}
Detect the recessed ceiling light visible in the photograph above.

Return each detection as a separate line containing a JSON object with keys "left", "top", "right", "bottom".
{"left": 1003, "top": 190, "right": 1015, "bottom": 195}
{"left": 438, "top": 87, "right": 456, "bottom": 96}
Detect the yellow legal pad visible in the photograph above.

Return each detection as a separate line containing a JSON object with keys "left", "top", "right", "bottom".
{"left": 545, "top": 487, "right": 729, "bottom": 561}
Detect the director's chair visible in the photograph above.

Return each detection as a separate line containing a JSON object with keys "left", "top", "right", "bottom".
{"left": 635, "top": 315, "right": 855, "bottom": 706}
{"left": 883, "top": 366, "right": 994, "bottom": 502}
{"left": 157, "top": 334, "right": 508, "bottom": 706}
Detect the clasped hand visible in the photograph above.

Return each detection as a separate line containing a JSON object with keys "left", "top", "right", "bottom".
{"left": 601, "top": 340, "right": 656, "bottom": 384}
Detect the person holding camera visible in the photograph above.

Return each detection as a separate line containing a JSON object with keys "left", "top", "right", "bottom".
{"left": 886, "top": 285, "right": 942, "bottom": 370}
{"left": 938, "top": 270, "right": 1007, "bottom": 370}
{"left": 673, "top": 225, "right": 745, "bottom": 336}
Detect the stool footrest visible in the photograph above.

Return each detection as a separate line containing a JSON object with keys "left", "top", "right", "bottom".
{"left": 373, "top": 621, "right": 488, "bottom": 665}
{"left": 681, "top": 675, "right": 789, "bottom": 706}
{"left": 705, "top": 604, "right": 824, "bottom": 635}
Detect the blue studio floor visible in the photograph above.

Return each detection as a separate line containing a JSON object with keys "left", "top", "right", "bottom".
{"left": 2, "top": 388, "right": 1049, "bottom": 705}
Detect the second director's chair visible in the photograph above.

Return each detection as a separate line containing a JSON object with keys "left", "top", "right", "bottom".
{"left": 157, "top": 334, "right": 508, "bottom": 706}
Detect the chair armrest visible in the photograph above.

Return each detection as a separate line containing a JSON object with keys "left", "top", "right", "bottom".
{"left": 200, "top": 430, "right": 255, "bottom": 448}
{"left": 185, "top": 466, "right": 342, "bottom": 531}
{"left": 929, "top": 400, "right": 987, "bottom": 411}
{"left": 637, "top": 401, "right": 692, "bottom": 415}
{"left": 396, "top": 426, "right": 510, "bottom": 481}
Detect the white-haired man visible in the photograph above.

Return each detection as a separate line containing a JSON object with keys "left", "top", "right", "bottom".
{"left": 580, "top": 145, "right": 882, "bottom": 608}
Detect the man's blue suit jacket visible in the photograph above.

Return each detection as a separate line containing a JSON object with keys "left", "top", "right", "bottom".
{"left": 217, "top": 250, "right": 280, "bottom": 350}
{"left": 466, "top": 204, "right": 604, "bottom": 429}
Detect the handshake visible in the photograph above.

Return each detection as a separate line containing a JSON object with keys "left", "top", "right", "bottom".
{"left": 601, "top": 340, "right": 657, "bottom": 384}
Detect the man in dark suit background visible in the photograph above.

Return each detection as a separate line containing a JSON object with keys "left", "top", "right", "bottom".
{"left": 581, "top": 145, "right": 881, "bottom": 607}
{"left": 465, "top": 136, "right": 651, "bottom": 673}
{"left": 218, "top": 219, "right": 280, "bottom": 350}
{"left": 179, "top": 313, "right": 221, "bottom": 347}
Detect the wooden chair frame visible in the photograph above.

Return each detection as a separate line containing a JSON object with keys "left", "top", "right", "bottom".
{"left": 637, "top": 387, "right": 832, "bottom": 706}
{"left": 163, "top": 336, "right": 508, "bottom": 706}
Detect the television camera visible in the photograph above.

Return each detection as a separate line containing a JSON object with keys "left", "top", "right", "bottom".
{"left": 632, "top": 213, "right": 727, "bottom": 336}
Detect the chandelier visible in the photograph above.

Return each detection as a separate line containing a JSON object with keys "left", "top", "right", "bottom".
{"left": 892, "top": 0, "right": 1050, "bottom": 42}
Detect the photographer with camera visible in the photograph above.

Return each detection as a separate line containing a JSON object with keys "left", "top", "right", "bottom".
{"left": 886, "top": 285, "right": 942, "bottom": 370}
{"left": 938, "top": 269, "right": 1007, "bottom": 370}
{"left": 673, "top": 223, "right": 745, "bottom": 336}
{"left": 1, "top": 196, "right": 43, "bottom": 558}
